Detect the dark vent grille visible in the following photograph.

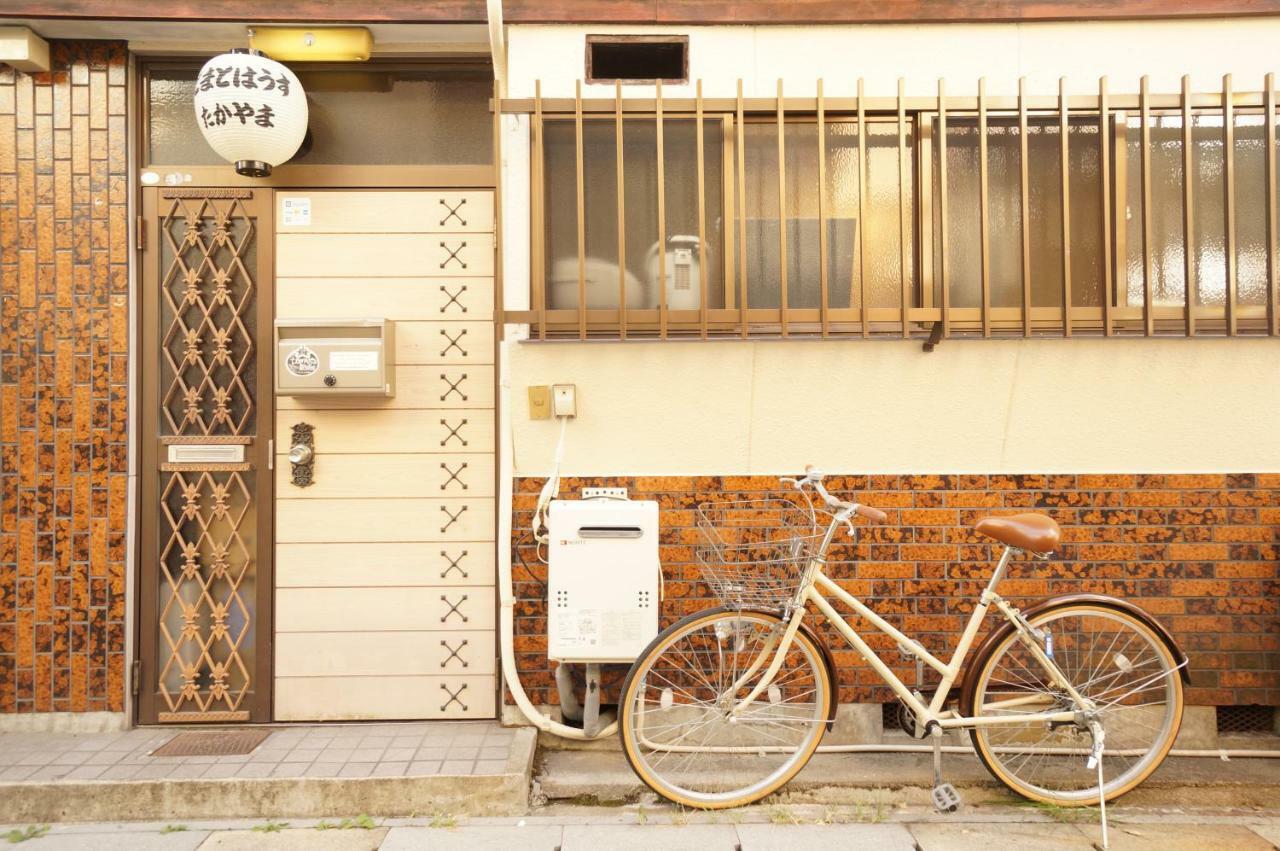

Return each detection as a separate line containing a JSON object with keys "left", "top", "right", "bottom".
{"left": 1216, "top": 704, "right": 1275, "bottom": 736}
{"left": 882, "top": 702, "right": 903, "bottom": 731}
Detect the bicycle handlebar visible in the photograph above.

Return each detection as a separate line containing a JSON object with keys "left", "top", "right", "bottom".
{"left": 784, "top": 466, "right": 887, "bottom": 523}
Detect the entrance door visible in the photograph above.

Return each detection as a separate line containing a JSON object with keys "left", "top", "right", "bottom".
{"left": 138, "top": 188, "right": 274, "bottom": 724}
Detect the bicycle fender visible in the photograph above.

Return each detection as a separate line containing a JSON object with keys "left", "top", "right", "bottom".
{"left": 957, "top": 593, "right": 1190, "bottom": 717}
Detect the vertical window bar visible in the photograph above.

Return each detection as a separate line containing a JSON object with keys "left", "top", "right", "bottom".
{"left": 857, "top": 78, "right": 869, "bottom": 337}
{"left": 898, "top": 78, "right": 910, "bottom": 338}
{"left": 1100, "top": 76, "right": 1114, "bottom": 337}
{"left": 1268, "top": 73, "right": 1278, "bottom": 336}
{"left": 1223, "top": 73, "right": 1238, "bottom": 336}
{"left": 615, "top": 81, "right": 627, "bottom": 340}
{"left": 737, "top": 79, "right": 749, "bottom": 338}
{"left": 938, "top": 79, "right": 950, "bottom": 338}
{"left": 696, "top": 79, "right": 708, "bottom": 340}
{"left": 534, "top": 80, "right": 546, "bottom": 340}
{"left": 1181, "top": 75, "right": 1197, "bottom": 337}
{"left": 777, "top": 78, "right": 789, "bottom": 338}
{"left": 1019, "top": 77, "right": 1032, "bottom": 337}
{"left": 979, "top": 77, "right": 991, "bottom": 337}
{"left": 817, "top": 78, "right": 830, "bottom": 337}
{"left": 655, "top": 79, "right": 667, "bottom": 339}
{"left": 575, "top": 80, "right": 587, "bottom": 341}
{"left": 1141, "top": 75, "right": 1154, "bottom": 336}
{"left": 493, "top": 79, "right": 505, "bottom": 342}
{"left": 1060, "top": 77, "right": 1072, "bottom": 337}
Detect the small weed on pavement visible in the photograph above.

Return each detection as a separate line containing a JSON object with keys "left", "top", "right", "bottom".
{"left": 4, "top": 826, "right": 49, "bottom": 844}
{"left": 252, "top": 821, "right": 289, "bottom": 833}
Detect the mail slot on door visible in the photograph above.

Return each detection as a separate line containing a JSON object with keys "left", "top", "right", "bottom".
{"left": 274, "top": 318, "right": 395, "bottom": 397}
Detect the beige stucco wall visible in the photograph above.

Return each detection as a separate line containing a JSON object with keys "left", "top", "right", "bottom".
{"left": 507, "top": 337, "right": 1280, "bottom": 475}
{"left": 507, "top": 18, "right": 1280, "bottom": 98}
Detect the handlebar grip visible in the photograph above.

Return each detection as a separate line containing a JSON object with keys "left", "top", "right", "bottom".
{"left": 804, "top": 464, "right": 816, "bottom": 474}
{"left": 855, "top": 504, "right": 888, "bottom": 523}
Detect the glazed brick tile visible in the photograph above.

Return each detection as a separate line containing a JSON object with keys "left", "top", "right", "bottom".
{"left": 510, "top": 473, "right": 1280, "bottom": 708}
{"left": 0, "top": 42, "right": 126, "bottom": 715}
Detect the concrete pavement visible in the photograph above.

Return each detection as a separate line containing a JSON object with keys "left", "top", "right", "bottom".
{"left": 3, "top": 805, "right": 1279, "bottom": 849}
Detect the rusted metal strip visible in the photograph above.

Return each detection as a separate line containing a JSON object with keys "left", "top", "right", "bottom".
{"left": 898, "top": 78, "right": 910, "bottom": 338}
{"left": 534, "top": 80, "right": 546, "bottom": 340}
{"left": 1019, "top": 77, "right": 1032, "bottom": 336}
{"left": 1059, "top": 77, "right": 1072, "bottom": 337}
{"left": 817, "top": 78, "right": 830, "bottom": 337}
{"left": 655, "top": 79, "right": 667, "bottom": 339}
{"left": 1181, "top": 74, "right": 1196, "bottom": 336}
{"left": 737, "top": 79, "right": 749, "bottom": 338}
{"left": 938, "top": 78, "right": 950, "bottom": 339}
{"left": 1268, "top": 73, "right": 1278, "bottom": 336}
{"left": 1100, "top": 76, "right": 1113, "bottom": 337}
{"left": 1140, "top": 75, "right": 1154, "bottom": 336}
{"left": 575, "top": 80, "right": 587, "bottom": 340}
{"left": 979, "top": 77, "right": 991, "bottom": 337}
{"left": 777, "top": 78, "right": 789, "bottom": 338}
{"left": 615, "top": 81, "right": 627, "bottom": 340}
{"left": 1223, "top": 73, "right": 1238, "bottom": 336}
{"left": 858, "top": 78, "right": 869, "bottom": 337}
{"left": 696, "top": 79, "right": 709, "bottom": 340}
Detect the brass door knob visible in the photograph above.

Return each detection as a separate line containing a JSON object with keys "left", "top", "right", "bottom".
{"left": 288, "top": 443, "right": 313, "bottom": 465}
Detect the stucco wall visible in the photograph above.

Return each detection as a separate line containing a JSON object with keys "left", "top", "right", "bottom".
{"left": 507, "top": 18, "right": 1280, "bottom": 98}
{"left": 507, "top": 337, "right": 1280, "bottom": 476}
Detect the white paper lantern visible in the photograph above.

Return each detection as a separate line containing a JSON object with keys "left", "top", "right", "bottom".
{"left": 194, "top": 49, "right": 308, "bottom": 177}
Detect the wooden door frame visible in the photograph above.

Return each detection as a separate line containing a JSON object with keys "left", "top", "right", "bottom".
{"left": 136, "top": 187, "right": 275, "bottom": 724}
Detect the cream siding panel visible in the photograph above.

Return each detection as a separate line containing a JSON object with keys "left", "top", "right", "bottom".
{"left": 276, "top": 191, "right": 493, "bottom": 234}
{"left": 275, "top": 454, "right": 495, "bottom": 499}
{"left": 277, "top": 278, "right": 491, "bottom": 320}
{"left": 277, "top": 498, "right": 494, "bottom": 543}
{"left": 275, "top": 632, "right": 496, "bottom": 677}
{"left": 277, "top": 366, "right": 495, "bottom": 410}
{"left": 395, "top": 321, "right": 495, "bottom": 365}
{"left": 276, "top": 543, "right": 495, "bottom": 588}
{"left": 276, "top": 587, "right": 495, "bottom": 633}
{"left": 276, "top": 232, "right": 495, "bottom": 278}
{"left": 274, "top": 410, "right": 493, "bottom": 454}
{"left": 275, "top": 675, "right": 495, "bottom": 721}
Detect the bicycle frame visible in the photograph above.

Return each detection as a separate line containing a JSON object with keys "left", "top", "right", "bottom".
{"left": 728, "top": 520, "right": 1088, "bottom": 733}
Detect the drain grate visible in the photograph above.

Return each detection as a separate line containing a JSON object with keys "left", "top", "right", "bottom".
{"left": 151, "top": 729, "right": 272, "bottom": 757}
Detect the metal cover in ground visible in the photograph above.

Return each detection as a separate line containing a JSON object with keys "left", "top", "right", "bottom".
{"left": 151, "top": 729, "right": 271, "bottom": 757}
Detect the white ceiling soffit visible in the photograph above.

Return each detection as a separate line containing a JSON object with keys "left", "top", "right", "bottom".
{"left": 0, "top": 19, "right": 491, "bottom": 57}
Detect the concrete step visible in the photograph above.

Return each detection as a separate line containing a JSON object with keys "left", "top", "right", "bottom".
{"left": 537, "top": 748, "right": 1280, "bottom": 809}
{"left": 0, "top": 724, "right": 537, "bottom": 823}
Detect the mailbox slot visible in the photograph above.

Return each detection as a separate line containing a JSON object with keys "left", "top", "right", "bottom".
{"left": 274, "top": 318, "right": 395, "bottom": 397}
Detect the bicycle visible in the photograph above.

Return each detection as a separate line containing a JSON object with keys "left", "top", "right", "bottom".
{"left": 618, "top": 467, "right": 1188, "bottom": 811}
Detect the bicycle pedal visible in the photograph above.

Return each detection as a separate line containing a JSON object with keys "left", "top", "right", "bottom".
{"left": 931, "top": 783, "right": 962, "bottom": 813}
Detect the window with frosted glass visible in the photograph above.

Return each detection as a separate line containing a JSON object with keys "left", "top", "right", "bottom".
{"left": 146, "top": 65, "right": 494, "bottom": 166}
{"left": 542, "top": 118, "right": 724, "bottom": 310}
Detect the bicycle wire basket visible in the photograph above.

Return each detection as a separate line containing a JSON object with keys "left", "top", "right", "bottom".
{"left": 696, "top": 497, "right": 832, "bottom": 609}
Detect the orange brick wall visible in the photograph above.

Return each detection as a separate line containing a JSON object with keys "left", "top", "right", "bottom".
{"left": 511, "top": 474, "right": 1280, "bottom": 708}
{"left": 0, "top": 43, "right": 130, "bottom": 714}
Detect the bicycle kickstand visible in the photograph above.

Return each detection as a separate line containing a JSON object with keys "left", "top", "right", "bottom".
{"left": 929, "top": 724, "right": 962, "bottom": 814}
{"left": 1088, "top": 721, "right": 1109, "bottom": 850}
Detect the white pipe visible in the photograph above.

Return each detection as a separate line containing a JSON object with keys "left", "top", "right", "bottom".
{"left": 498, "top": 336, "right": 618, "bottom": 740}
{"left": 815, "top": 744, "right": 1280, "bottom": 758}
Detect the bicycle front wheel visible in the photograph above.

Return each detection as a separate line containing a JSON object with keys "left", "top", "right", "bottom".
{"left": 618, "top": 607, "right": 831, "bottom": 809}
{"left": 968, "top": 601, "right": 1184, "bottom": 806}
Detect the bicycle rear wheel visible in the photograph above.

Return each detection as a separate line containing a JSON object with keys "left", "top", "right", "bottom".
{"left": 618, "top": 607, "right": 831, "bottom": 809}
{"left": 968, "top": 601, "right": 1184, "bottom": 806}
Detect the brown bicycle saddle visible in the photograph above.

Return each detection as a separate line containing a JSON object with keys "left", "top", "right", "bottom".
{"left": 973, "top": 512, "right": 1061, "bottom": 554}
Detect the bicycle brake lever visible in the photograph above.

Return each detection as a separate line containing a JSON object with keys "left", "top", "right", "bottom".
{"left": 779, "top": 477, "right": 801, "bottom": 488}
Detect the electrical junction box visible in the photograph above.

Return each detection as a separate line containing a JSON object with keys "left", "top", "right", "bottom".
{"left": 547, "top": 496, "right": 660, "bottom": 663}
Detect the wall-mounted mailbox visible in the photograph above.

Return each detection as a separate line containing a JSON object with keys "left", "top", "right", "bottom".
{"left": 274, "top": 318, "right": 395, "bottom": 397}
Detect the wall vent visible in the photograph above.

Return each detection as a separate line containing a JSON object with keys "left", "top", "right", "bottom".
{"left": 1216, "top": 704, "right": 1276, "bottom": 736}
{"left": 585, "top": 35, "right": 688, "bottom": 84}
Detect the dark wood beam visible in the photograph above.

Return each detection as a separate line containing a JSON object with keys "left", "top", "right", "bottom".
{"left": 5, "top": 0, "right": 1280, "bottom": 24}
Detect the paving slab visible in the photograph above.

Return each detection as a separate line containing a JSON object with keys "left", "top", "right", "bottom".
{"left": 735, "top": 823, "right": 917, "bottom": 850}
{"left": 381, "top": 824, "right": 565, "bottom": 850}
{"left": 1250, "top": 823, "right": 1280, "bottom": 846}
{"left": 910, "top": 821, "right": 1096, "bottom": 850}
{"left": 194, "top": 827, "right": 387, "bottom": 850}
{"left": 1076, "top": 823, "right": 1275, "bottom": 850}
{"left": 561, "top": 823, "right": 741, "bottom": 850}
{"left": 5, "top": 830, "right": 211, "bottom": 850}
